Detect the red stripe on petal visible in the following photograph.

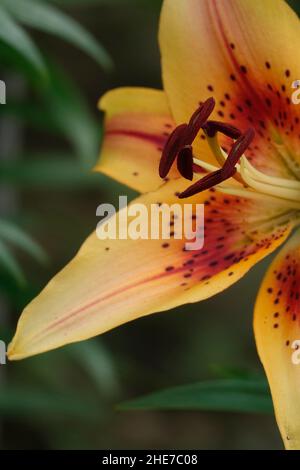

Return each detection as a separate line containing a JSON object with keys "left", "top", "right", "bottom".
{"left": 106, "top": 129, "right": 168, "bottom": 148}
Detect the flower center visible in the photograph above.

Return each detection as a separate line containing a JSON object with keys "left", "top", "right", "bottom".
{"left": 159, "top": 99, "right": 300, "bottom": 211}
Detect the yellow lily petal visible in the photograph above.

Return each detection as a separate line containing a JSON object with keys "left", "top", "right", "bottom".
{"left": 94, "top": 87, "right": 178, "bottom": 193}
{"left": 8, "top": 180, "right": 293, "bottom": 360}
{"left": 254, "top": 228, "right": 300, "bottom": 450}
{"left": 159, "top": 0, "right": 300, "bottom": 177}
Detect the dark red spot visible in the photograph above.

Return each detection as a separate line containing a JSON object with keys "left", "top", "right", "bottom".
{"left": 165, "top": 266, "right": 174, "bottom": 272}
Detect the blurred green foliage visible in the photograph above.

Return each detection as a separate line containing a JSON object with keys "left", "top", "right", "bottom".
{"left": 0, "top": 0, "right": 111, "bottom": 281}
{"left": 119, "top": 378, "right": 273, "bottom": 414}
{"left": 0, "top": 0, "right": 123, "bottom": 449}
{"left": 0, "top": 0, "right": 112, "bottom": 74}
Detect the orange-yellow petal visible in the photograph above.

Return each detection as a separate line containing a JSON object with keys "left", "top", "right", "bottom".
{"left": 159, "top": 0, "right": 300, "bottom": 177}
{"left": 94, "top": 87, "right": 178, "bottom": 192}
{"left": 8, "top": 179, "right": 293, "bottom": 360}
{"left": 254, "top": 229, "right": 300, "bottom": 450}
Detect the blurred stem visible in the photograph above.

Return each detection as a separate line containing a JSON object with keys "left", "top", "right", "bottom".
{"left": 0, "top": 73, "right": 25, "bottom": 447}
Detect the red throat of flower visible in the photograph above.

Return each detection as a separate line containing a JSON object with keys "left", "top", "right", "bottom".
{"left": 158, "top": 98, "right": 255, "bottom": 198}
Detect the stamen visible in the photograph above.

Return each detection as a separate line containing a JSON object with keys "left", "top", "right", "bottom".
{"left": 158, "top": 98, "right": 215, "bottom": 179}
{"left": 240, "top": 159, "right": 300, "bottom": 202}
{"left": 203, "top": 120, "right": 242, "bottom": 139}
{"left": 202, "top": 123, "right": 245, "bottom": 183}
{"left": 175, "top": 105, "right": 300, "bottom": 211}
{"left": 177, "top": 145, "right": 194, "bottom": 181}
{"left": 224, "top": 128, "right": 255, "bottom": 171}
{"left": 193, "top": 158, "right": 220, "bottom": 173}
{"left": 206, "top": 133, "right": 227, "bottom": 167}
{"left": 241, "top": 157, "right": 300, "bottom": 190}
{"left": 179, "top": 128, "right": 255, "bottom": 198}
{"left": 159, "top": 124, "right": 187, "bottom": 178}
{"left": 219, "top": 185, "right": 300, "bottom": 211}
{"left": 178, "top": 167, "right": 236, "bottom": 198}
{"left": 185, "top": 97, "right": 215, "bottom": 143}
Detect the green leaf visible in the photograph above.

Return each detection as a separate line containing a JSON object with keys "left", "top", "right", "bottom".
{"left": 0, "top": 238, "right": 25, "bottom": 285}
{"left": 0, "top": 5, "right": 46, "bottom": 76}
{"left": 1, "top": 0, "right": 113, "bottom": 70}
{"left": 209, "top": 363, "right": 260, "bottom": 380}
{"left": 0, "top": 43, "right": 47, "bottom": 87}
{"left": 0, "top": 386, "right": 102, "bottom": 419}
{"left": 119, "top": 378, "right": 273, "bottom": 414}
{"left": 0, "top": 219, "right": 47, "bottom": 264}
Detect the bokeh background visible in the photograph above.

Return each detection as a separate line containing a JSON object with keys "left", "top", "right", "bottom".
{"left": 0, "top": 0, "right": 299, "bottom": 450}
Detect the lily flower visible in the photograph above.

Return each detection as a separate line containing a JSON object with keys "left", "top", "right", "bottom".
{"left": 8, "top": 0, "right": 300, "bottom": 449}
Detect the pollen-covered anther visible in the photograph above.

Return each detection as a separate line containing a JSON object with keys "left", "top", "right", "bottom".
{"left": 158, "top": 97, "right": 215, "bottom": 179}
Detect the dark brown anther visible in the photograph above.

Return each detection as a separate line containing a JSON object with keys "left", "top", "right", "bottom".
{"left": 185, "top": 97, "right": 215, "bottom": 144}
{"left": 224, "top": 128, "right": 255, "bottom": 170}
{"left": 178, "top": 167, "right": 236, "bottom": 198}
{"left": 159, "top": 98, "right": 215, "bottom": 180}
{"left": 159, "top": 123, "right": 188, "bottom": 178}
{"left": 177, "top": 145, "right": 194, "bottom": 181}
{"left": 203, "top": 120, "right": 242, "bottom": 139}
{"left": 178, "top": 127, "right": 255, "bottom": 198}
